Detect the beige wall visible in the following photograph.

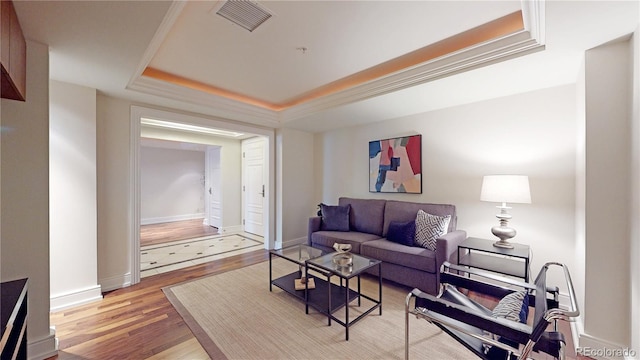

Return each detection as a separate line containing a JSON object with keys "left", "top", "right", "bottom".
{"left": 140, "top": 126, "right": 242, "bottom": 228}
{"left": 583, "top": 36, "right": 633, "bottom": 350}
{"left": 1, "top": 41, "right": 56, "bottom": 359}
{"left": 632, "top": 27, "right": 640, "bottom": 356}
{"left": 276, "top": 128, "right": 315, "bottom": 247}
{"left": 96, "top": 95, "right": 133, "bottom": 290}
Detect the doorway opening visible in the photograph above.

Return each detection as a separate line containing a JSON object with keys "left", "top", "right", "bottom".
{"left": 130, "top": 106, "right": 275, "bottom": 284}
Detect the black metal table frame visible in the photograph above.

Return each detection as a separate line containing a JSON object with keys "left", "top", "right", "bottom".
{"left": 268, "top": 247, "right": 382, "bottom": 341}
{"left": 305, "top": 257, "right": 382, "bottom": 341}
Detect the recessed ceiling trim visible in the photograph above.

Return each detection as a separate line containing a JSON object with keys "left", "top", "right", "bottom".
{"left": 142, "top": 67, "right": 277, "bottom": 110}
{"left": 126, "top": 1, "right": 187, "bottom": 94}
{"left": 141, "top": 11, "right": 525, "bottom": 113}
{"left": 128, "top": 75, "right": 280, "bottom": 128}
{"left": 141, "top": 117, "right": 245, "bottom": 137}
{"left": 131, "top": 4, "right": 546, "bottom": 127}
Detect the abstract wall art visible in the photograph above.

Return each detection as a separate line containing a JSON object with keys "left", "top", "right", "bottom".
{"left": 369, "top": 134, "right": 422, "bottom": 193}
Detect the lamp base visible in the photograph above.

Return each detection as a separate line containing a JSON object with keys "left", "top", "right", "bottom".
{"left": 493, "top": 239, "right": 515, "bottom": 249}
{"left": 491, "top": 224, "right": 516, "bottom": 249}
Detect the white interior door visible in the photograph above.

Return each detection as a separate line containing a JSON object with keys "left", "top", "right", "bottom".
{"left": 242, "top": 138, "right": 265, "bottom": 237}
{"left": 206, "top": 146, "right": 222, "bottom": 229}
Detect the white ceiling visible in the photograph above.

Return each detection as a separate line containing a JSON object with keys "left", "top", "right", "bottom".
{"left": 13, "top": 1, "right": 640, "bottom": 133}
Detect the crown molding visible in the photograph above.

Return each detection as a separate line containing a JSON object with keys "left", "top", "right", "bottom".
{"left": 129, "top": 75, "right": 280, "bottom": 128}
{"left": 280, "top": 27, "right": 544, "bottom": 123}
{"left": 127, "top": 1, "right": 546, "bottom": 128}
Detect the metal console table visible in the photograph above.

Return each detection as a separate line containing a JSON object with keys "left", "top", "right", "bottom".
{"left": 457, "top": 237, "right": 531, "bottom": 282}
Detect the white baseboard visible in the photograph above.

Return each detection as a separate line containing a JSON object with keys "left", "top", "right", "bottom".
{"left": 50, "top": 285, "right": 103, "bottom": 312}
{"left": 28, "top": 328, "right": 57, "bottom": 360}
{"left": 100, "top": 272, "right": 132, "bottom": 292}
{"left": 578, "top": 333, "right": 637, "bottom": 360}
{"left": 219, "top": 225, "right": 244, "bottom": 234}
{"left": 141, "top": 213, "right": 204, "bottom": 225}
{"left": 282, "top": 236, "right": 306, "bottom": 249}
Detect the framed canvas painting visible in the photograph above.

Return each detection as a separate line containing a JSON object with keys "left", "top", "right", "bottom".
{"left": 369, "top": 134, "right": 422, "bottom": 193}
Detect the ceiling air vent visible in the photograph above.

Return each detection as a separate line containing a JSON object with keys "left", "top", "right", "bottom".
{"left": 216, "top": 0, "right": 273, "bottom": 32}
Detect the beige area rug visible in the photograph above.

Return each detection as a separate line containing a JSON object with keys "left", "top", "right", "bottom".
{"left": 163, "top": 259, "right": 475, "bottom": 360}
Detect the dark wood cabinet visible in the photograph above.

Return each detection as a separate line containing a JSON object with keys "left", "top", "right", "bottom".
{"left": 1, "top": 278, "right": 28, "bottom": 360}
{"left": 1, "top": 0, "right": 26, "bottom": 101}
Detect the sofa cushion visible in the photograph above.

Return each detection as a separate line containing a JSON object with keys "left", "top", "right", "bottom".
{"left": 320, "top": 203, "right": 350, "bottom": 231}
{"left": 415, "top": 210, "right": 451, "bottom": 251}
{"left": 360, "top": 239, "right": 437, "bottom": 273}
{"left": 338, "top": 197, "right": 386, "bottom": 236}
{"left": 310, "top": 231, "right": 382, "bottom": 254}
{"left": 386, "top": 220, "right": 415, "bottom": 246}
{"left": 383, "top": 200, "right": 457, "bottom": 236}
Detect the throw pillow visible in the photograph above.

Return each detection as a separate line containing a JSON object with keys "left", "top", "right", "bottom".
{"left": 320, "top": 203, "right": 350, "bottom": 232}
{"left": 387, "top": 220, "right": 416, "bottom": 246}
{"left": 414, "top": 210, "right": 451, "bottom": 251}
{"left": 492, "top": 290, "right": 529, "bottom": 323}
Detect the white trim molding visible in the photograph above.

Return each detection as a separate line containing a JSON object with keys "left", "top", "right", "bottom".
{"left": 50, "top": 285, "right": 103, "bottom": 312}
{"left": 99, "top": 273, "right": 132, "bottom": 293}
{"left": 578, "top": 333, "right": 637, "bottom": 360}
{"left": 27, "top": 328, "right": 57, "bottom": 360}
{"left": 141, "top": 213, "right": 205, "bottom": 226}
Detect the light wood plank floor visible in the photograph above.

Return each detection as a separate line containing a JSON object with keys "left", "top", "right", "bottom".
{"left": 140, "top": 219, "right": 219, "bottom": 247}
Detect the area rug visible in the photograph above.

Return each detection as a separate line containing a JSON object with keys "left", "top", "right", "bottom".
{"left": 163, "top": 259, "right": 475, "bottom": 359}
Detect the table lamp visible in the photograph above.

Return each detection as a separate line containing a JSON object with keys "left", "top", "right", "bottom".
{"left": 480, "top": 175, "right": 531, "bottom": 248}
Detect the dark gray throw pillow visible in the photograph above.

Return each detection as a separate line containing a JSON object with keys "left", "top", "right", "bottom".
{"left": 320, "top": 203, "right": 350, "bottom": 231}
{"left": 387, "top": 220, "right": 415, "bottom": 246}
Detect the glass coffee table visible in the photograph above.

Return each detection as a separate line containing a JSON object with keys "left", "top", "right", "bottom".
{"left": 269, "top": 244, "right": 382, "bottom": 341}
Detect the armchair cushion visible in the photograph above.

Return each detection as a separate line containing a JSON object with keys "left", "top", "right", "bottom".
{"left": 492, "top": 290, "right": 529, "bottom": 324}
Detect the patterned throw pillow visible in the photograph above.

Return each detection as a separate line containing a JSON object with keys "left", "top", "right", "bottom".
{"left": 414, "top": 210, "right": 451, "bottom": 251}
{"left": 492, "top": 290, "right": 529, "bottom": 323}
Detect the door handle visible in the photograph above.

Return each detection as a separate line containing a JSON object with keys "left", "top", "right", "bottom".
{"left": 209, "top": 187, "right": 212, "bottom": 195}
{"left": 261, "top": 185, "right": 265, "bottom": 197}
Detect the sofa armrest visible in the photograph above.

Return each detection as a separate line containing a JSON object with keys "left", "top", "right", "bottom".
{"left": 434, "top": 230, "right": 467, "bottom": 291}
{"left": 435, "top": 230, "right": 467, "bottom": 268}
{"left": 307, "top": 216, "right": 322, "bottom": 245}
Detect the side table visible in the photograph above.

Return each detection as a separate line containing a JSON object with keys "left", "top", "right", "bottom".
{"left": 457, "top": 237, "right": 531, "bottom": 282}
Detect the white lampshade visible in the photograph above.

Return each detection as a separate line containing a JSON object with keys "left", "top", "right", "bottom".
{"left": 480, "top": 175, "right": 531, "bottom": 204}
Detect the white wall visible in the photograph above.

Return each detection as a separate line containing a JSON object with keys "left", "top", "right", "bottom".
{"left": 315, "top": 84, "right": 578, "bottom": 294}
{"left": 276, "top": 128, "right": 315, "bottom": 247}
{"left": 49, "top": 80, "right": 102, "bottom": 311}
{"left": 1, "top": 41, "right": 57, "bottom": 360}
{"left": 140, "top": 146, "right": 205, "bottom": 224}
{"left": 140, "top": 126, "right": 242, "bottom": 228}
{"left": 583, "top": 36, "right": 633, "bottom": 351}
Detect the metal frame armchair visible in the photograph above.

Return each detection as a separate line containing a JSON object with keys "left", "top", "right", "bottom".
{"left": 405, "top": 261, "right": 579, "bottom": 359}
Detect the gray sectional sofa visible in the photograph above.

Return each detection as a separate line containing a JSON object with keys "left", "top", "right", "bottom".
{"left": 307, "top": 197, "right": 467, "bottom": 295}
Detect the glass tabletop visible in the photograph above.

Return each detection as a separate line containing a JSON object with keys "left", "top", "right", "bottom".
{"left": 307, "top": 252, "right": 380, "bottom": 278}
{"left": 270, "top": 244, "right": 325, "bottom": 265}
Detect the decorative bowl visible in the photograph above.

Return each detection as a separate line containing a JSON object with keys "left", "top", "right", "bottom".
{"left": 332, "top": 253, "right": 353, "bottom": 267}
{"left": 333, "top": 243, "right": 352, "bottom": 253}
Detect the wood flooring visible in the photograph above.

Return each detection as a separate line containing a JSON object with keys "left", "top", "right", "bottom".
{"left": 140, "top": 219, "right": 219, "bottom": 247}
{"left": 48, "top": 249, "right": 269, "bottom": 360}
